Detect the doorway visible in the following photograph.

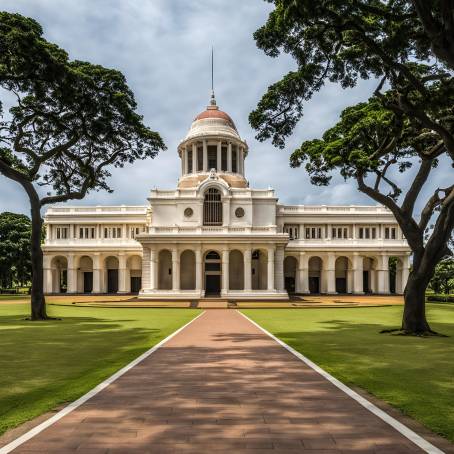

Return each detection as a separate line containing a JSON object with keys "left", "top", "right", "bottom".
{"left": 131, "top": 276, "right": 141, "bottom": 293}
{"left": 83, "top": 272, "right": 93, "bottom": 293}
{"left": 309, "top": 277, "right": 320, "bottom": 293}
{"left": 205, "top": 251, "right": 221, "bottom": 296}
{"left": 107, "top": 269, "right": 118, "bottom": 293}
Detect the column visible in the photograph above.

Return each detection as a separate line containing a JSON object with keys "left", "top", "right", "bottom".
{"left": 67, "top": 254, "right": 77, "bottom": 293}
{"left": 217, "top": 141, "right": 222, "bottom": 171}
{"left": 203, "top": 140, "right": 208, "bottom": 171}
{"left": 353, "top": 253, "right": 364, "bottom": 294}
{"left": 43, "top": 255, "right": 52, "bottom": 293}
{"left": 172, "top": 248, "right": 180, "bottom": 291}
{"left": 192, "top": 142, "right": 197, "bottom": 173}
{"left": 227, "top": 142, "right": 232, "bottom": 172}
{"left": 149, "top": 248, "right": 157, "bottom": 290}
{"left": 275, "top": 246, "right": 285, "bottom": 292}
{"left": 93, "top": 253, "right": 102, "bottom": 293}
{"left": 195, "top": 248, "right": 203, "bottom": 292}
{"left": 267, "top": 247, "right": 275, "bottom": 291}
{"left": 141, "top": 247, "right": 151, "bottom": 290}
{"left": 297, "top": 252, "right": 309, "bottom": 294}
{"left": 70, "top": 224, "right": 75, "bottom": 240}
{"left": 377, "top": 254, "right": 389, "bottom": 294}
{"left": 326, "top": 253, "right": 336, "bottom": 294}
{"left": 222, "top": 248, "right": 229, "bottom": 293}
{"left": 244, "top": 248, "right": 252, "bottom": 291}
{"left": 239, "top": 147, "right": 244, "bottom": 175}
{"left": 183, "top": 149, "right": 188, "bottom": 174}
{"left": 118, "top": 253, "right": 128, "bottom": 293}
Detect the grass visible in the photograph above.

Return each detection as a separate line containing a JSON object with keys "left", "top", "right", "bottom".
{"left": 0, "top": 295, "right": 29, "bottom": 300}
{"left": 0, "top": 303, "right": 200, "bottom": 436}
{"left": 242, "top": 304, "right": 454, "bottom": 442}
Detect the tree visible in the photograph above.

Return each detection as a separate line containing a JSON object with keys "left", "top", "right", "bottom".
{"left": 0, "top": 212, "right": 32, "bottom": 289}
{"left": 289, "top": 97, "right": 453, "bottom": 334}
{"left": 0, "top": 13, "right": 165, "bottom": 319}
{"left": 430, "top": 258, "right": 454, "bottom": 294}
{"left": 250, "top": 0, "right": 454, "bottom": 334}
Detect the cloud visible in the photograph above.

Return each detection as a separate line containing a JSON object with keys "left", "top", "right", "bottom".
{"left": 1, "top": 0, "right": 453, "bottom": 218}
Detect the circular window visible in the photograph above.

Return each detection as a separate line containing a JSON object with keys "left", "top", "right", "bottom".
{"left": 235, "top": 207, "right": 245, "bottom": 218}
{"left": 184, "top": 207, "right": 193, "bottom": 218}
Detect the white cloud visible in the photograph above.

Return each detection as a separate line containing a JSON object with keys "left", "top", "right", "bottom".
{"left": 1, "top": 0, "right": 453, "bottom": 217}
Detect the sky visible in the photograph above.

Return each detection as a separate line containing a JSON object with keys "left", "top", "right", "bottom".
{"left": 1, "top": 0, "right": 452, "bottom": 216}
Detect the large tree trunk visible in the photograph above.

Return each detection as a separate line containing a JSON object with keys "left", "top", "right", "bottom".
{"left": 29, "top": 198, "right": 47, "bottom": 320}
{"left": 401, "top": 270, "right": 432, "bottom": 334}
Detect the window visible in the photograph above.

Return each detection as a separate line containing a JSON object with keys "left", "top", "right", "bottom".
{"left": 232, "top": 145, "right": 238, "bottom": 173}
{"left": 385, "top": 227, "right": 396, "bottom": 239}
{"left": 305, "top": 226, "right": 323, "bottom": 239}
{"left": 197, "top": 144, "right": 203, "bottom": 171}
{"left": 79, "top": 227, "right": 95, "bottom": 239}
{"left": 359, "top": 226, "right": 377, "bottom": 240}
{"left": 221, "top": 144, "right": 227, "bottom": 171}
{"left": 130, "top": 226, "right": 145, "bottom": 239}
{"left": 203, "top": 188, "right": 222, "bottom": 226}
{"left": 104, "top": 227, "right": 122, "bottom": 239}
{"left": 187, "top": 149, "right": 193, "bottom": 173}
{"left": 284, "top": 225, "right": 299, "bottom": 240}
{"left": 332, "top": 227, "right": 348, "bottom": 239}
{"left": 56, "top": 227, "right": 68, "bottom": 239}
{"left": 208, "top": 145, "right": 217, "bottom": 170}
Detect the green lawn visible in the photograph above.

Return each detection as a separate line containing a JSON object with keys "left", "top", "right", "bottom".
{"left": 0, "top": 303, "right": 199, "bottom": 435}
{"left": 242, "top": 304, "right": 454, "bottom": 442}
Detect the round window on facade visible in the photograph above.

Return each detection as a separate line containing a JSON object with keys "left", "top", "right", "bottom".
{"left": 235, "top": 207, "right": 245, "bottom": 218}
{"left": 184, "top": 207, "right": 193, "bottom": 218}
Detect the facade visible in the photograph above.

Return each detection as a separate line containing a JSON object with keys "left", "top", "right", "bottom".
{"left": 42, "top": 94, "right": 411, "bottom": 299}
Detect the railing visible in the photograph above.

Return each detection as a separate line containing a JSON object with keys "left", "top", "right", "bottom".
{"left": 46, "top": 205, "right": 148, "bottom": 215}
{"left": 278, "top": 205, "right": 390, "bottom": 214}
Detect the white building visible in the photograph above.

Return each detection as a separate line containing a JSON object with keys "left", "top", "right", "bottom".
{"left": 43, "top": 95, "right": 411, "bottom": 299}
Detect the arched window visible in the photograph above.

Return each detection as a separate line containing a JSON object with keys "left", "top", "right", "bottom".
{"left": 203, "top": 188, "right": 222, "bottom": 226}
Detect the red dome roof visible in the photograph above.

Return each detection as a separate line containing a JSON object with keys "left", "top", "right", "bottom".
{"left": 194, "top": 108, "right": 237, "bottom": 130}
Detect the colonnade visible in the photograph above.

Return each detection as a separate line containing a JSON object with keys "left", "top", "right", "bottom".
{"left": 284, "top": 252, "right": 410, "bottom": 294}
{"left": 142, "top": 244, "right": 286, "bottom": 296}
{"left": 43, "top": 253, "right": 143, "bottom": 294}
{"left": 180, "top": 140, "right": 245, "bottom": 176}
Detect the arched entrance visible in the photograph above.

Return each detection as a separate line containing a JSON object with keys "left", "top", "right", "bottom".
{"left": 180, "top": 250, "right": 196, "bottom": 290}
{"left": 205, "top": 250, "right": 221, "bottom": 296}
{"left": 128, "top": 255, "right": 142, "bottom": 293}
{"left": 284, "top": 256, "right": 297, "bottom": 293}
{"left": 252, "top": 249, "right": 268, "bottom": 290}
{"left": 335, "top": 257, "right": 350, "bottom": 293}
{"left": 105, "top": 256, "right": 119, "bottom": 293}
{"left": 51, "top": 256, "right": 68, "bottom": 293}
{"left": 78, "top": 256, "right": 93, "bottom": 293}
{"left": 229, "top": 250, "right": 244, "bottom": 290}
{"left": 308, "top": 256, "right": 323, "bottom": 294}
{"left": 158, "top": 250, "right": 172, "bottom": 290}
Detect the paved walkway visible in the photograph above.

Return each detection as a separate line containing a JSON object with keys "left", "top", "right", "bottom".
{"left": 13, "top": 310, "right": 422, "bottom": 453}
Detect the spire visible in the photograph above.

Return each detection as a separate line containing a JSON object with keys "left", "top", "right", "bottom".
{"left": 209, "top": 47, "right": 217, "bottom": 107}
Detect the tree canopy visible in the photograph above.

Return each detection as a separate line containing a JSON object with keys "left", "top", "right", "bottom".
{"left": 250, "top": 0, "right": 454, "bottom": 334}
{"left": 0, "top": 212, "right": 32, "bottom": 289}
{"left": 0, "top": 12, "right": 165, "bottom": 319}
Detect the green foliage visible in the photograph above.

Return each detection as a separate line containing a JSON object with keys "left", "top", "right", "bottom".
{"left": 429, "top": 258, "right": 454, "bottom": 294}
{"left": 0, "top": 212, "right": 31, "bottom": 288}
{"left": 250, "top": 1, "right": 454, "bottom": 161}
{"left": 0, "top": 11, "right": 166, "bottom": 202}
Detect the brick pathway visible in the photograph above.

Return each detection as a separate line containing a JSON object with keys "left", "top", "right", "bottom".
{"left": 12, "top": 310, "right": 423, "bottom": 453}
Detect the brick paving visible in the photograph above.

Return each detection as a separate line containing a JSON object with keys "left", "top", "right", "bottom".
{"left": 12, "top": 310, "right": 423, "bottom": 453}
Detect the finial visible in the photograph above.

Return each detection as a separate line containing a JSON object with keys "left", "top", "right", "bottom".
{"left": 210, "top": 47, "right": 217, "bottom": 106}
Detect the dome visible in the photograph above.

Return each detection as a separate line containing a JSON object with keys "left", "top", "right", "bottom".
{"left": 182, "top": 94, "right": 242, "bottom": 143}
{"left": 194, "top": 108, "right": 237, "bottom": 130}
